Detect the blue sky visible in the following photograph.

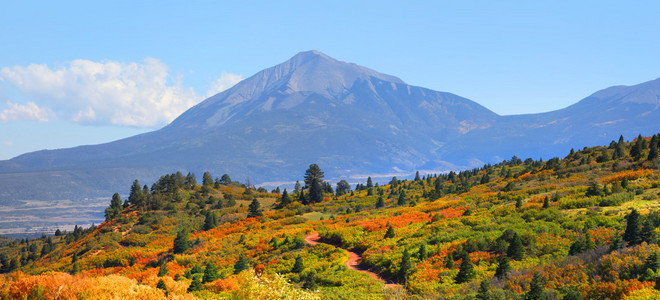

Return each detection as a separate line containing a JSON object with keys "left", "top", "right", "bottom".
{"left": 1, "top": 1, "right": 659, "bottom": 159}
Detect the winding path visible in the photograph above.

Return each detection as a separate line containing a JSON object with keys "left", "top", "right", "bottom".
{"left": 304, "top": 232, "right": 399, "bottom": 288}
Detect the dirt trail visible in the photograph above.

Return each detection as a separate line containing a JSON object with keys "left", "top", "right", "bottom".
{"left": 304, "top": 233, "right": 399, "bottom": 288}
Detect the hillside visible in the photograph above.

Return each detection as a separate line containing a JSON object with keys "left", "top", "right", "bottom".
{"left": 1, "top": 133, "right": 660, "bottom": 299}
{"left": 1, "top": 51, "right": 660, "bottom": 212}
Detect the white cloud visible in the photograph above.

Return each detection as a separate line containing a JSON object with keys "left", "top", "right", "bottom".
{"left": 206, "top": 72, "right": 243, "bottom": 97}
{"left": 0, "top": 58, "right": 237, "bottom": 128}
{"left": 0, "top": 101, "right": 53, "bottom": 122}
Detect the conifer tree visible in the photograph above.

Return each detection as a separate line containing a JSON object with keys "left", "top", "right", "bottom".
{"left": 641, "top": 218, "right": 656, "bottom": 244}
{"left": 105, "top": 193, "right": 123, "bottom": 221}
{"left": 418, "top": 244, "right": 428, "bottom": 261}
{"left": 366, "top": 176, "right": 373, "bottom": 188}
{"left": 623, "top": 209, "right": 642, "bottom": 246}
{"left": 444, "top": 252, "right": 454, "bottom": 269}
{"left": 304, "top": 164, "right": 325, "bottom": 204}
{"left": 384, "top": 224, "right": 395, "bottom": 239}
{"left": 234, "top": 253, "right": 248, "bottom": 274}
{"left": 398, "top": 248, "right": 412, "bottom": 282}
{"left": 507, "top": 233, "right": 524, "bottom": 260}
{"left": 630, "top": 134, "right": 645, "bottom": 160}
{"left": 375, "top": 196, "right": 385, "bottom": 208}
{"left": 202, "top": 171, "right": 213, "bottom": 187}
{"left": 494, "top": 255, "right": 511, "bottom": 279}
{"left": 203, "top": 211, "right": 218, "bottom": 231}
{"left": 128, "top": 179, "right": 145, "bottom": 206}
{"left": 476, "top": 280, "right": 491, "bottom": 300}
{"left": 277, "top": 189, "right": 292, "bottom": 208}
{"left": 397, "top": 190, "right": 406, "bottom": 206}
{"left": 649, "top": 134, "right": 658, "bottom": 161}
{"left": 515, "top": 197, "right": 522, "bottom": 209}
{"left": 454, "top": 253, "right": 475, "bottom": 284}
{"left": 158, "top": 262, "right": 169, "bottom": 276}
{"left": 203, "top": 262, "right": 220, "bottom": 283}
{"left": 292, "top": 255, "right": 304, "bottom": 273}
{"left": 542, "top": 196, "right": 550, "bottom": 209}
{"left": 247, "top": 198, "right": 263, "bottom": 218}
{"left": 526, "top": 272, "right": 544, "bottom": 300}
{"left": 156, "top": 279, "right": 168, "bottom": 294}
{"left": 173, "top": 229, "right": 190, "bottom": 254}
{"left": 187, "top": 277, "right": 202, "bottom": 292}
{"left": 645, "top": 251, "right": 660, "bottom": 273}
{"left": 414, "top": 171, "right": 421, "bottom": 181}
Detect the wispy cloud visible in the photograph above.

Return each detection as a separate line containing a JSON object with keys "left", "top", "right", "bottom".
{"left": 0, "top": 59, "right": 242, "bottom": 128}
{"left": 0, "top": 101, "right": 52, "bottom": 122}
{"left": 206, "top": 72, "right": 243, "bottom": 97}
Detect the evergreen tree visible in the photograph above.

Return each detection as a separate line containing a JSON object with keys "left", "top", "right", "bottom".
{"left": 414, "top": 171, "right": 421, "bottom": 181}
{"left": 494, "top": 255, "right": 511, "bottom": 279}
{"left": 526, "top": 272, "right": 544, "bottom": 300}
{"left": 622, "top": 177, "right": 629, "bottom": 189}
{"left": 128, "top": 179, "right": 145, "bottom": 206}
{"left": 542, "top": 196, "right": 550, "bottom": 209}
{"left": 398, "top": 248, "right": 412, "bottom": 282}
{"left": 630, "top": 134, "right": 645, "bottom": 160}
{"left": 384, "top": 224, "right": 395, "bottom": 239}
{"left": 302, "top": 270, "right": 318, "bottom": 290}
{"left": 173, "top": 229, "right": 190, "bottom": 254}
{"left": 277, "top": 189, "right": 292, "bottom": 208}
{"left": 645, "top": 251, "right": 660, "bottom": 273}
{"left": 366, "top": 176, "right": 373, "bottom": 188}
{"left": 454, "top": 253, "right": 476, "bottom": 284}
{"left": 304, "top": 164, "right": 325, "bottom": 204}
{"left": 480, "top": 174, "right": 490, "bottom": 184}
{"left": 292, "top": 255, "right": 304, "bottom": 273}
{"left": 234, "top": 253, "right": 248, "bottom": 274}
{"left": 507, "top": 233, "right": 524, "bottom": 260}
{"left": 247, "top": 198, "right": 263, "bottom": 218}
{"left": 641, "top": 219, "right": 657, "bottom": 244}
{"left": 203, "top": 262, "right": 220, "bottom": 283}
{"left": 187, "top": 277, "right": 202, "bottom": 292}
{"left": 444, "top": 253, "right": 454, "bottom": 269}
{"left": 203, "top": 211, "right": 218, "bottom": 231}
{"left": 418, "top": 244, "right": 428, "bottom": 261}
{"left": 202, "top": 171, "right": 213, "bottom": 187}
{"left": 563, "top": 287, "right": 583, "bottom": 300}
{"left": 623, "top": 209, "right": 642, "bottom": 246}
{"left": 335, "top": 180, "right": 351, "bottom": 196}
{"left": 375, "top": 196, "right": 385, "bottom": 208}
{"left": 476, "top": 280, "right": 492, "bottom": 300}
{"left": 397, "top": 190, "right": 406, "bottom": 206}
{"left": 219, "top": 174, "right": 231, "bottom": 185}
{"left": 515, "top": 197, "right": 523, "bottom": 209}
{"left": 156, "top": 279, "right": 168, "bottom": 294}
{"left": 104, "top": 193, "right": 123, "bottom": 221}
{"left": 158, "top": 262, "right": 169, "bottom": 276}
{"left": 649, "top": 135, "right": 658, "bottom": 161}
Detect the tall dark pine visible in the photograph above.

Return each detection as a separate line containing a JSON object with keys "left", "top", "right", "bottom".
{"left": 507, "top": 233, "right": 524, "bottom": 260}
{"left": 277, "top": 189, "right": 292, "bottom": 208}
{"left": 366, "top": 177, "right": 373, "bottom": 188}
{"left": 623, "top": 209, "right": 642, "bottom": 246}
{"left": 494, "top": 255, "right": 511, "bottom": 279}
{"left": 104, "top": 193, "right": 123, "bottom": 221}
{"left": 247, "top": 198, "right": 263, "bottom": 218}
{"left": 454, "top": 253, "right": 476, "bottom": 284}
{"left": 398, "top": 248, "right": 412, "bottom": 283}
{"left": 234, "top": 253, "right": 248, "bottom": 274}
{"left": 304, "top": 164, "right": 325, "bottom": 204}
{"left": 173, "top": 229, "right": 190, "bottom": 254}
{"left": 128, "top": 179, "right": 145, "bottom": 206}
{"left": 202, "top": 171, "right": 213, "bottom": 186}
{"left": 375, "top": 196, "right": 385, "bottom": 208}
{"left": 526, "top": 272, "right": 544, "bottom": 300}
{"left": 649, "top": 135, "right": 658, "bottom": 161}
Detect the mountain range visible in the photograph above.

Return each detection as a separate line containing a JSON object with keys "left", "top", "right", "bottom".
{"left": 1, "top": 50, "right": 659, "bottom": 205}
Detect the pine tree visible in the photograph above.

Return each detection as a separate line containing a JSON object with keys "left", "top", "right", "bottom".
{"left": 645, "top": 251, "right": 660, "bottom": 273}
{"left": 414, "top": 171, "right": 421, "bottom": 182}
{"left": 418, "top": 244, "right": 428, "bottom": 261}
{"left": 649, "top": 135, "right": 658, "bottom": 161}
{"left": 397, "top": 190, "right": 406, "bottom": 206}
{"left": 156, "top": 279, "right": 168, "bottom": 294}
{"left": 641, "top": 219, "right": 656, "bottom": 244}
{"left": 234, "top": 253, "right": 248, "bottom": 274}
{"left": 366, "top": 177, "right": 373, "bottom": 188}
{"left": 203, "top": 211, "right": 218, "bottom": 231}
{"left": 494, "top": 255, "right": 511, "bottom": 279}
{"left": 515, "top": 197, "right": 522, "bottom": 209}
{"left": 630, "top": 134, "right": 645, "bottom": 160}
{"left": 187, "top": 277, "right": 202, "bottom": 292}
{"left": 173, "top": 229, "right": 190, "bottom": 254}
{"left": 507, "top": 233, "right": 524, "bottom": 260}
{"left": 542, "top": 196, "right": 550, "bottom": 209}
{"left": 304, "top": 164, "right": 325, "bottom": 204}
{"left": 247, "top": 198, "right": 263, "bottom": 218}
{"left": 104, "top": 193, "right": 123, "bottom": 221}
{"left": 277, "top": 189, "right": 292, "bottom": 208}
{"left": 444, "top": 253, "right": 454, "bottom": 269}
{"left": 203, "top": 262, "right": 220, "bottom": 283}
{"left": 526, "top": 272, "right": 544, "bottom": 300}
{"left": 480, "top": 174, "right": 490, "bottom": 184}
{"left": 398, "top": 248, "right": 412, "bottom": 282}
{"left": 128, "top": 179, "right": 145, "bottom": 206}
{"left": 454, "top": 253, "right": 476, "bottom": 284}
{"left": 476, "top": 279, "right": 491, "bottom": 300}
{"left": 158, "top": 262, "right": 169, "bottom": 276}
{"left": 384, "top": 224, "right": 395, "bottom": 239}
{"left": 623, "top": 209, "right": 642, "bottom": 246}
{"left": 375, "top": 196, "right": 385, "bottom": 208}
{"left": 202, "top": 171, "right": 213, "bottom": 187}
{"left": 292, "top": 255, "right": 304, "bottom": 273}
